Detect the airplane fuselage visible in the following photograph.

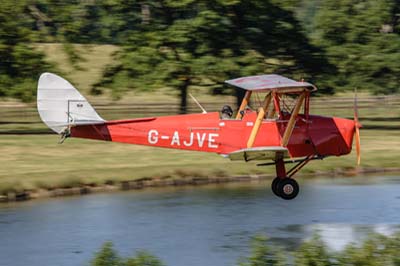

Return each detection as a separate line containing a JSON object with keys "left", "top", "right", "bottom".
{"left": 71, "top": 111, "right": 355, "bottom": 160}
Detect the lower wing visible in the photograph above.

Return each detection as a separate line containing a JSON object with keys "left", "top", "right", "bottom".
{"left": 227, "top": 146, "right": 289, "bottom": 161}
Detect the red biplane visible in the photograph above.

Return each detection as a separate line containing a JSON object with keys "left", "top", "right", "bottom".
{"left": 37, "top": 73, "right": 361, "bottom": 200}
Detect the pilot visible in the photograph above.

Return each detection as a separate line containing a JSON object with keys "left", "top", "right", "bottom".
{"left": 221, "top": 105, "right": 233, "bottom": 119}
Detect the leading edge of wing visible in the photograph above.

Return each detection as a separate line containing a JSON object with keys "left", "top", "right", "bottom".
{"left": 226, "top": 146, "right": 289, "bottom": 161}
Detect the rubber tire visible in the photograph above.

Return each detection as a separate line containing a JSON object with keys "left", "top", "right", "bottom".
{"left": 271, "top": 177, "right": 281, "bottom": 197}
{"left": 276, "top": 178, "right": 299, "bottom": 200}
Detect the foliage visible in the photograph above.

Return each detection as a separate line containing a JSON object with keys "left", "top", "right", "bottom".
{"left": 294, "top": 232, "right": 400, "bottom": 266}
{"left": 91, "top": 242, "right": 121, "bottom": 266}
{"left": 0, "top": 0, "right": 51, "bottom": 101}
{"left": 30, "top": 0, "right": 142, "bottom": 44}
{"left": 91, "top": 242, "right": 163, "bottom": 266}
{"left": 95, "top": 0, "right": 333, "bottom": 112}
{"left": 91, "top": 232, "right": 400, "bottom": 266}
{"left": 311, "top": 0, "right": 400, "bottom": 94}
{"left": 337, "top": 233, "right": 400, "bottom": 266}
{"left": 294, "top": 235, "right": 331, "bottom": 266}
{"left": 243, "top": 232, "right": 400, "bottom": 266}
{"left": 124, "top": 251, "right": 164, "bottom": 266}
{"left": 1, "top": 0, "right": 400, "bottom": 102}
{"left": 239, "top": 235, "right": 286, "bottom": 266}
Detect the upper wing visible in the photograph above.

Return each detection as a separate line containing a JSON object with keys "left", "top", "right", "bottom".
{"left": 227, "top": 146, "right": 289, "bottom": 161}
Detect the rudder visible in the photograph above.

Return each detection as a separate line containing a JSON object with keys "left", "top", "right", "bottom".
{"left": 37, "top": 72, "right": 104, "bottom": 134}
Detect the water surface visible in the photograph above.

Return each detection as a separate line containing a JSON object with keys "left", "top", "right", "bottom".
{"left": 1, "top": 175, "right": 400, "bottom": 266}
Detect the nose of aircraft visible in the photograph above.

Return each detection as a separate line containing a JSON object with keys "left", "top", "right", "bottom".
{"left": 333, "top": 117, "right": 356, "bottom": 153}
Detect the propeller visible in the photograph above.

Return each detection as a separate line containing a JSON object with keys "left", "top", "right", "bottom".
{"left": 354, "top": 88, "right": 361, "bottom": 165}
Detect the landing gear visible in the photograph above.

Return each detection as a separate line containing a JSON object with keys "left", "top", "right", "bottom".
{"left": 266, "top": 156, "right": 318, "bottom": 200}
{"left": 271, "top": 177, "right": 299, "bottom": 200}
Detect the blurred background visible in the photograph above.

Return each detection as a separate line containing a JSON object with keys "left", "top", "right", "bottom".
{"left": 1, "top": 1, "right": 400, "bottom": 265}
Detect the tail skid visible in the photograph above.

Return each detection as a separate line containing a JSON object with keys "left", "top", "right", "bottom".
{"left": 37, "top": 73, "right": 104, "bottom": 134}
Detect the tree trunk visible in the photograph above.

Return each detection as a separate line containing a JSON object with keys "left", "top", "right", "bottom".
{"left": 141, "top": 4, "right": 150, "bottom": 24}
{"left": 179, "top": 78, "right": 190, "bottom": 114}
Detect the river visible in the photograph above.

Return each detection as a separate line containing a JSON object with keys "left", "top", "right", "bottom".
{"left": 1, "top": 175, "right": 400, "bottom": 266}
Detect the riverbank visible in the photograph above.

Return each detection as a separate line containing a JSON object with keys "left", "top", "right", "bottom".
{"left": 2, "top": 167, "right": 400, "bottom": 203}
{"left": 0, "top": 174, "right": 263, "bottom": 202}
{"left": 1, "top": 129, "right": 399, "bottom": 202}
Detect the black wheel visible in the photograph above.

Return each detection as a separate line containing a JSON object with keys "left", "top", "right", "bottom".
{"left": 271, "top": 177, "right": 281, "bottom": 197}
{"left": 276, "top": 178, "right": 299, "bottom": 200}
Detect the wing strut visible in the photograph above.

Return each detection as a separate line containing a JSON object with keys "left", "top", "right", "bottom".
{"left": 236, "top": 91, "right": 252, "bottom": 119}
{"left": 281, "top": 91, "right": 306, "bottom": 147}
{"left": 247, "top": 92, "right": 272, "bottom": 148}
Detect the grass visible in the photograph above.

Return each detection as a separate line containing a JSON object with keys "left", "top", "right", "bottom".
{"left": 0, "top": 134, "right": 262, "bottom": 193}
{"left": 0, "top": 129, "right": 399, "bottom": 194}
{"left": 35, "top": 43, "right": 119, "bottom": 98}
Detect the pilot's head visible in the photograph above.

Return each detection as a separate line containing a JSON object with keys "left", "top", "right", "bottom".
{"left": 221, "top": 105, "right": 233, "bottom": 118}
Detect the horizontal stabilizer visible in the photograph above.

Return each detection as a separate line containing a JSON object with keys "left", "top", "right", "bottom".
{"left": 104, "top": 117, "right": 156, "bottom": 125}
{"left": 56, "top": 118, "right": 158, "bottom": 128}
{"left": 228, "top": 146, "right": 289, "bottom": 161}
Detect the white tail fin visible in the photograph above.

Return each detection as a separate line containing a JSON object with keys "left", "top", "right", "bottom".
{"left": 37, "top": 73, "right": 104, "bottom": 134}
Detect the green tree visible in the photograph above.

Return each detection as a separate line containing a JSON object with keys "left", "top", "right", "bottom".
{"left": 0, "top": 0, "right": 51, "bottom": 101}
{"left": 312, "top": 0, "right": 400, "bottom": 94}
{"left": 90, "top": 242, "right": 163, "bottom": 266}
{"left": 239, "top": 235, "right": 286, "bottom": 266}
{"left": 89, "top": 233, "right": 400, "bottom": 266}
{"left": 294, "top": 235, "right": 332, "bottom": 266}
{"left": 337, "top": 233, "right": 400, "bottom": 266}
{"left": 96, "top": 0, "right": 334, "bottom": 113}
{"left": 29, "top": 0, "right": 142, "bottom": 44}
{"left": 26, "top": 1, "right": 143, "bottom": 70}
{"left": 91, "top": 242, "right": 121, "bottom": 266}
{"left": 124, "top": 251, "right": 164, "bottom": 266}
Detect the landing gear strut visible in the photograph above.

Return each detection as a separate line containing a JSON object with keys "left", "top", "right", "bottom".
{"left": 267, "top": 155, "right": 317, "bottom": 200}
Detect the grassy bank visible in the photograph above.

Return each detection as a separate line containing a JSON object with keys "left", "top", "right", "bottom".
{"left": 0, "top": 129, "right": 399, "bottom": 196}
